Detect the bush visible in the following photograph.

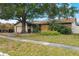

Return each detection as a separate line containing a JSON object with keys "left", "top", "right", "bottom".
{"left": 59, "top": 27, "right": 71, "bottom": 34}
{"left": 48, "top": 20, "right": 72, "bottom": 34}
{"left": 55, "top": 25, "right": 71, "bottom": 34}
{"left": 50, "top": 23, "right": 71, "bottom": 34}
{"left": 40, "top": 31, "right": 60, "bottom": 35}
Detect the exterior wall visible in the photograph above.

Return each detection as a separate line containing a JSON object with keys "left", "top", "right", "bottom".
{"left": 14, "top": 26, "right": 16, "bottom": 33}
{"left": 14, "top": 23, "right": 28, "bottom": 33}
{"left": 72, "top": 22, "right": 79, "bottom": 34}
{"left": 40, "top": 24, "right": 49, "bottom": 32}
{"left": 14, "top": 23, "right": 22, "bottom": 33}
{"left": 16, "top": 26, "right": 22, "bottom": 33}
{"left": 25, "top": 24, "right": 28, "bottom": 32}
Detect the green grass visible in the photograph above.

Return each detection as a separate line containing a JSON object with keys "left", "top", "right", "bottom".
{"left": 1, "top": 38, "right": 79, "bottom": 56}
{"left": 16, "top": 34, "right": 79, "bottom": 47}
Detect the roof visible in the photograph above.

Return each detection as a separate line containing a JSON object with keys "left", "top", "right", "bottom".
{"left": 14, "top": 21, "right": 32, "bottom": 25}
{"left": 14, "top": 21, "right": 48, "bottom": 25}
{"left": 14, "top": 18, "right": 75, "bottom": 25}
{"left": 57, "top": 18, "right": 75, "bottom": 23}
{"left": 32, "top": 21, "right": 48, "bottom": 25}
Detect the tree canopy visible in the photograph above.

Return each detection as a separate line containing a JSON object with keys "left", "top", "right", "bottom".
{"left": 0, "top": 3, "right": 78, "bottom": 33}
{"left": 0, "top": 3, "right": 47, "bottom": 33}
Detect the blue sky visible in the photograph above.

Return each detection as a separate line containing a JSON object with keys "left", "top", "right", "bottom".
{"left": 71, "top": 3, "right": 79, "bottom": 19}
{"left": 0, "top": 3, "right": 79, "bottom": 24}
{"left": 71, "top": 3, "right": 79, "bottom": 8}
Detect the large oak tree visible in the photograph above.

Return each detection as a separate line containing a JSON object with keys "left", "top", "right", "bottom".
{"left": 0, "top": 3, "right": 46, "bottom": 33}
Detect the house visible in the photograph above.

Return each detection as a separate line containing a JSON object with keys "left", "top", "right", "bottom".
{"left": 14, "top": 18, "right": 79, "bottom": 34}
{"left": 72, "top": 19, "right": 79, "bottom": 34}
{"left": 0, "top": 23, "right": 14, "bottom": 33}
{"left": 14, "top": 21, "right": 49, "bottom": 33}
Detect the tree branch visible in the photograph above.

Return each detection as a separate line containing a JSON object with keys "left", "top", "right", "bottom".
{"left": 16, "top": 18, "right": 22, "bottom": 22}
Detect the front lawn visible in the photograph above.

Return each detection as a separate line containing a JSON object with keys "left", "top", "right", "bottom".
{"left": 0, "top": 38, "right": 79, "bottom": 56}
{"left": 16, "top": 33, "right": 79, "bottom": 47}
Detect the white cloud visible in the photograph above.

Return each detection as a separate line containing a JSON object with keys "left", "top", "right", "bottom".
{"left": 0, "top": 19, "right": 17, "bottom": 24}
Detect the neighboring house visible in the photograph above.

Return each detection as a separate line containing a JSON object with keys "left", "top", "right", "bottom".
{"left": 0, "top": 23, "right": 14, "bottom": 33}
{"left": 14, "top": 18, "right": 79, "bottom": 34}
{"left": 72, "top": 19, "right": 79, "bottom": 34}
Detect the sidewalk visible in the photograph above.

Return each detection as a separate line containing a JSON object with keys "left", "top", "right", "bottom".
{"left": 0, "top": 52, "right": 9, "bottom": 56}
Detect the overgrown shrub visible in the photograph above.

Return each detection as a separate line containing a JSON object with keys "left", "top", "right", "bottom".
{"left": 54, "top": 25, "right": 71, "bottom": 34}
{"left": 56, "top": 24, "right": 71, "bottom": 34}
{"left": 40, "top": 31, "right": 60, "bottom": 35}
{"left": 59, "top": 27, "right": 71, "bottom": 34}
{"left": 48, "top": 20, "right": 72, "bottom": 34}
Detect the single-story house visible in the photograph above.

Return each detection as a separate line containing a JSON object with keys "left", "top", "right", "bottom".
{"left": 14, "top": 21, "right": 49, "bottom": 33}
{"left": 14, "top": 18, "right": 79, "bottom": 34}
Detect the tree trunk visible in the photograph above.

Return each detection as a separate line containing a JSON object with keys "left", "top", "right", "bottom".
{"left": 21, "top": 4, "right": 27, "bottom": 33}
{"left": 21, "top": 19, "right": 26, "bottom": 33}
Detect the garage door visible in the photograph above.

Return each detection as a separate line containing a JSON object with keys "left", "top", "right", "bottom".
{"left": 16, "top": 26, "right": 22, "bottom": 33}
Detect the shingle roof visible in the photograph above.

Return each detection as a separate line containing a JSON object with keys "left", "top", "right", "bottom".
{"left": 32, "top": 21, "right": 48, "bottom": 25}
{"left": 57, "top": 18, "right": 75, "bottom": 23}
{"left": 14, "top": 21, "right": 32, "bottom": 25}
{"left": 14, "top": 18, "right": 75, "bottom": 25}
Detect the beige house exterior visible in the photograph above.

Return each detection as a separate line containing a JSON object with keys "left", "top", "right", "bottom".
{"left": 14, "top": 21, "right": 49, "bottom": 33}
{"left": 14, "top": 19, "right": 79, "bottom": 34}
{"left": 14, "top": 22, "right": 33, "bottom": 33}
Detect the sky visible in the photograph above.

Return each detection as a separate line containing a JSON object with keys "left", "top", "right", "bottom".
{"left": 71, "top": 3, "right": 79, "bottom": 22}
{"left": 0, "top": 3, "right": 79, "bottom": 24}
{"left": 71, "top": 3, "right": 79, "bottom": 18}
